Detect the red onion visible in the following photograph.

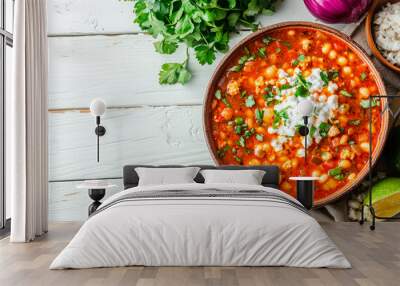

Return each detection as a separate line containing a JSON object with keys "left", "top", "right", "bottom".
{"left": 304, "top": 0, "right": 372, "bottom": 23}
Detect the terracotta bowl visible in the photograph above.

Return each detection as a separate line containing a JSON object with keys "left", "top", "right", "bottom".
{"left": 365, "top": 0, "right": 400, "bottom": 73}
{"left": 203, "top": 21, "right": 389, "bottom": 207}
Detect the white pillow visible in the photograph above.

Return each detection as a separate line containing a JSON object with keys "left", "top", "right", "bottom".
{"left": 200, "top": 169, "right": 266, "bottom": 185}
{"left": 135, "top": 167, "right": 200, "bottom": 186}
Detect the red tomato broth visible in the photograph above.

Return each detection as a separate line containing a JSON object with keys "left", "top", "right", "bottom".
{"left": 210, "top": 27, "right": 382, "bottom": 202}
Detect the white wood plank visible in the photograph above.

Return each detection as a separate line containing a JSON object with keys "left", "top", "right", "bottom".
{"left": 48, "top": 179, "right": 123, "bottom": 221}
{"left": 49, "top": 106, "right": 213, "bottom": 181}
{"left": 48, "top": 0, "right": 342, "bottom": 35}
{"left": 48, "top": 33, "right": 235, "bottom": 109}
{"left": 47, "top": 0, "right": 139, "bottom": 35}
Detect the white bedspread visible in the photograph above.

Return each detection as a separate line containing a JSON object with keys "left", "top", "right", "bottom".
{"left": 50, "top": 183, "right": 350, "bottom": 269}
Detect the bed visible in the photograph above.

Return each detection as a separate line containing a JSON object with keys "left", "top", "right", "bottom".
{"left": 50, "top": 165, "right": 350, "bottom": 269}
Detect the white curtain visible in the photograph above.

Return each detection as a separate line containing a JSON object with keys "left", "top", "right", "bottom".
{"left": 9, "top": 0, "right": 48, "bottom": 242}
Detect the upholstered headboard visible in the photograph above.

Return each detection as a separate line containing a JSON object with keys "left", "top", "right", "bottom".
{"left": 123, "top": 165, "right": 280, "bottom": 190}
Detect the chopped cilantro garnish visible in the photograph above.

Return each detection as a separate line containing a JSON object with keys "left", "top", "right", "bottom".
{"left": 360, "top": 98, "right": 380, "bottom": 109}
{"left": 320, "top": 71, "right": 329, "bottom": 86}
{"left": 256, "top": 134, "right": 264, "bottom": 141}
{"left": 215, "top": 89, "right": 222, "bottom": 99}
{"left": 262, "top": 35, "right": 276, "bottom": 45}
{"left": 319, "top": 122, "right": 331, "bottom": 137}
{"left": 360, "top": 72, "right": 367, "bottom": 81}
{"left": 257, "top": 47, "right": 266, "bottom": 58}
{"left": 245, "top": 95, "right": 256, "bottom": 107}
{"left": 275, "top": 47, "right": 281, "bottom": 53}
{"left": 237, "top": 136, "right": 246, "bottom": 147}
{"left": 340, "top": 90, "right": 353, "bottom": 98}
{"left": 255, "top": 108, "right": 264, "bottom": 124}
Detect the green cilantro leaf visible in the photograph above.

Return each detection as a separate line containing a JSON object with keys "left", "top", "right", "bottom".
{"left": 320, "top": 71, "right": 329, "bottom": 86}
{"left": 245, "top": 95, "right": 256, "bottom": 107}
{"left": 255, "top": 108, "right": 264, "bottom": 124}
{"left": 159, "top": 62, "right": 192, "bottom": 85}
{"left": 256, "top": 134, "right": 264, "bottom": 141}
{"left": 340, "top": 90, "right": 353, "bottom": 98}
{"left": 154, "top": 39, "right": 178, "bottom": 54}
{"left": 194, "top": 45, "right": 216, "bottom": 65}
{"left": 319, "top": 122, "right": 331, "bottom": 138}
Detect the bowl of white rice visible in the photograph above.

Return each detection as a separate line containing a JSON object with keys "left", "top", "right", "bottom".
{"left": 366, "top": 0, "right": 400, "bottom": 73}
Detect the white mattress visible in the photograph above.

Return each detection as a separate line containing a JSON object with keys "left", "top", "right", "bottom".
{"left": 50, "top": 183, "right": 350, "bottom": 269}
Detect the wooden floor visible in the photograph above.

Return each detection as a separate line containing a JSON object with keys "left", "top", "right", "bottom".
{"left": 0, "top": 222, "right": 399, "bottom": 286}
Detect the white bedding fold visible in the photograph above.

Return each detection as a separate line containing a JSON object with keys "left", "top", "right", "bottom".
{"left": 50, "top": 183, "right": 351, "bottom": 269}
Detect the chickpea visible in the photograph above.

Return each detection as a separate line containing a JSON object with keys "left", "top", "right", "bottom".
{"left": 337, "top": 56, "right": 348, "bottom": 66}
{"left": 221, "top": 108, "right": 233, "bottom": 120}
{"left": 264, "top": 65, "right": 277, "bottom": 79}
{"left": 312, "top": 170, "right": 321, "bottom": 177}
{"left": 324, "top": 178, "right": 338, "bottom": 190}
{"left": 328, "top": 50, "right": 337, "bottom": 60}
{"left": 302, "top": 38, "right": 312, "bottom": 51}
{"left": 256, "top": 127, "right": 266, "bottom": 134}
{"left": 303, "top": 70, "right": 311, "bottom": 77}
{"left": 319, "top": 174, "right": 329, "bottom": 183}
{"left": 263, "top": 107, "right": 274, "bottom": 123}
{"left": 339, "top": 134, "right": 349, "bottom": 145}
{"left": 281, "top": 160, "right": 292, "bottom": 170}
{"left": 339, "top": 104, "right": 350, "bottom": 114}
{"left": 268, "top": 153, "right": 276, "bottom": 162}
{"left": 348, "top": 53, "right": 356, "bottom": 62}
{"left": 342, "top": 66, "right": 352, "bottom": 75}
{"left": 269, "top": 54, "right": 278, "bottom": 64}
{"left": 321, "top": 151, "right": 332, "bottom": 161}
{"left": 254, "top": 145, "right": 265, "bottom": 158}
{"left": 248, "top": 158, "right": 261, "bottom": 166}
{"left": 339, "top": 159, "right": 351, "bottom": 169}
{"left": 359, "top": 87, "right": 370, "bottom": 99}
{"left": 360, "top": 142, "right": 370, "bottom": 153}
{"left": 287, "top": 30, "right": 295, "bottom": 36}
{"left": 262, "top": 143, "right": 271, "bottom": 152}
{"left": 322, "top": 43, "right": 332, "bottom": 54}
{"left": 226, "top": 80, "right": 240, "bottom": 96}
{"left": 292, "top": 158, "right": 299, "bottom": 168}
{"left": 347, "top": 127, "right": 355, "bottom": 136}
{"left": 348, "top": 173, "right": 356, "bottom": 180}
{"left": 245, "top": 109, "right": 253, "bottom": 118}
{"left": 246, "top": 117, "right": 254, "bottom": 129}
{"left": 219, "top": 132, "right": 227, "bottom": 140}
{"left": 328, "top": 125, "right": 340, "bottom": 137}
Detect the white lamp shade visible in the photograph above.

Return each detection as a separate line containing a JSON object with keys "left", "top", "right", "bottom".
{"left": 90, "top": 98, "right": 106, "bottom": 116}
{"left": 297, "top": 99, "right": 314, "bottom": 117}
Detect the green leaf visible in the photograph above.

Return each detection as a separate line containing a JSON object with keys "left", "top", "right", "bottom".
{"left": 310, "top": 126, "right": 317, "bottom": 137}
{"left": 177, "top": 68, "right": 192, "bottom": 84}
{"left": 227, "top": 0, "right": 236, "bottom": 9}
{"left": 245, "top": 95, "right": 256, "bottom": 107}
{"left": 295, "top": 85, "right": 309, "bottom": 97}
{"left": 360, "top": 72, "right": 367, "bottom": 81}
{"left": 244, "top": 0, "right": 261, "bottom": 17}
{"left": 298, "top": 54, "right": 305, "bottom": 61}
{"left": 159, "top": 62, "right": 192, "bottom": 85}
{"left": 215, "top": 90, "right": 222, "bottom": 100}
{"left": 257, "top": 47, "right": 266, "bottom": 58}
{"left": 328, "top": 69, "right": 339, "bottom": 80}
{"left": 281, "top": 41, "right": 292, "bottom": 49}
{"left": 195, "top": 45, "right": 216, "bottom": 65}
{"left": 234, "top": 116, "right": 244, "bottom": 125}
{"left": 175, "top": 15, "right": 195, "bottom": 38}
{"left": 227, "top": 12, "right": 240, "bottom": 27}
{"left": 328, "top": 167, "right": 345, "bottom": 180}
{"left": 360, "top": 98, "right": 380, "bottom": 109}
{"left": 340, "top": 90, "right": 353, "bottom": 98}
{"left": 222, "top": 97, "right": 232, "bottom": 108}
{"left": 256, "top": 134, "right": 264, "bottom": 141}
{"left": 237, "top": 136, "right": 246, "bottom": 147}
{"left": 154, "top": 39, "right": 178, "bottom": 54}
{"left": 319, "top": 122, "right": 331, "bottom": 138}
{"left": 255, "top": 108, "right": 264, "bottom": 124}
{"left": 262, "top": 35, "right": 276, "bottom": 45}
{"left": 320, "top": 71, "right": 329, "bottom": 86}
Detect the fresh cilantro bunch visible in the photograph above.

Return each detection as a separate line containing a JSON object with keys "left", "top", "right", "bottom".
{"left": 132, "top": 0, "right": 281, "bottom": 85}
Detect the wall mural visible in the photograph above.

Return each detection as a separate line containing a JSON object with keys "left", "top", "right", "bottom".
{"left": 47, "top": 0, "right": 400, "bottom": 222}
